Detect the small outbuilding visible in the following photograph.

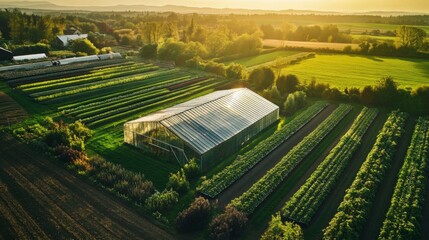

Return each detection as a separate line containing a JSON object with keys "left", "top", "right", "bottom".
{"left": 0, "top": 47, "right": 13, "bottom": 61}
{"left": 56, "top": 34, "right": 88, "bottom": 47}
{"left": 12, "top": 53, "right": 47, "bottom": 61}
{"left": 124, "top": 88, "right": 279, "bottom": 170}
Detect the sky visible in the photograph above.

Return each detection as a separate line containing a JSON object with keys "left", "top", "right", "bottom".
{"left": 3, "top": 0, "right": 429, "bottom": 12}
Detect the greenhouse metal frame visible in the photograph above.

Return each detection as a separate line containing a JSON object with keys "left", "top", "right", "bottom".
{"left": 124, "top": 88, "right": 279, "bottom": 170}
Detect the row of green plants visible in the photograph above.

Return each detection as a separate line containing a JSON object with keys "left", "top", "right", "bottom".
{"left": 4, "top": 59, "right": 126, "bottom": 85}
{"left": 378, "top": 117, "right": 429, "bottom": 240}
{"left": 17, "top": 61, "right": 138, "bottom": 90}
{"left": 31, "top": 66, "right": 161, "bottom": 101}
{"left": 323, "top": 110, "right": 408, "bottom": 240}
{"left": 87, "top": 79, "right": 228, "bottom": 126}
{"left": 64, "top": 75, "right": 203, "bottom": 117}
{"left": 197, "top": 101, "right": 329, "bottom": 198}
{"left": 20, "top": 63, "right": 152, "bottom": 93}
{"left": 282, "top": 107, "right": 378, "bottom": 224}
{"left": 229, "top": 104, "right": 352, "bottom": 214}
{"left": 57, "top": 70, "right": 189, "bottom": 110}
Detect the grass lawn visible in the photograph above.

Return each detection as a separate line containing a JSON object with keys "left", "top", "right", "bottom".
{"left": 224, "top": 50, "right": 301, "bottom": 67}
{"left": 281, "top": 54, "right": 429, "bottom": 89}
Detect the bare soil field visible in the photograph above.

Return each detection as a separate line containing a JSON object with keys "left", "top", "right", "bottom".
{"left": 263, "top": 39, "right": 359, "bottom": 50}
{"left": 0, "top": 92, "right": 27, "bottom": 126}
{"left": 0, "top": 133, "right": 174, "bottom": 240}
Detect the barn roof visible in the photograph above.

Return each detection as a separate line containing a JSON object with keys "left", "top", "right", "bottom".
{"left": 56, "top": 34, "right": 88, "bottom": 46}
{"left": 126, "top": 88, "right": 279, "bottom": 155}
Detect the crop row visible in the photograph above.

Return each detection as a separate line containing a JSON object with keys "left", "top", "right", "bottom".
{"left": 229, "top": 104, "right": 352, "bottom": 214}
{"left": 378, "top": 117, "right": 429, "bottom": 240}
{"left": 197, "top": 101, "right": 329, "bottom": 198}
{"left": 17, "top": 61, "right": 139, "bottom": 89}
{"left": 86, "top": 79, "right": 228, "bottom": 126}
{"left": 57, "top": 69, "right": 188, "bottom": 110}
{"left": 20, "top": 63, "right": 152, "bottom": 92}
{"left": 63, "top": 75, "right": 195, "bottom": 116}
{"left": 323, "top": 110, "right": 408, "bottom": 240}
{"left": 33, "top": 69, "right": 174, "bottom": 101}
{"left": 30, "top": 65, "right": 159, "bottom": 98}
{"left": 282, "top": 107, "right": 378, "bottom": 224}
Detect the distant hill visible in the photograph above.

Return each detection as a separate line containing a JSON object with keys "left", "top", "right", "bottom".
{"left": 1, "top": 1, "right": 427, "bottom": 16}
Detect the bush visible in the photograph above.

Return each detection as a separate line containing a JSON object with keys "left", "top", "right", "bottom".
{"left": 166, "top": 169, "right": 190, "bottom": 194}
{"left": 283, "top": 91, "right": 307, "bottom": 115}
{"left": 71, "top": 38, "right": 99, "bottom": 55}
{"left": 176, "top": 197, "right": 212, "bottom": 232}
{"left": 12, "top": 43, "right": 50, "bottom": 55}
{"left": 248, "top": 66, "right": 275, "bottom": 91}
{"left": 139, "top": 44, "right": 158, "bottom": 58}
{"left": 183, "top": 159, "right": 200, "bottom": 179}
{"left": 276, "top": 74, "right": 300, "bottom": 96}
{"left": 209, "top": 207, "right": 248, "bottom": 240}
{"left": 226, "top": 63, "right": 247, "bottom": 80}
{"left": 145, "top": 189, "right": 179, "bottom": 212}
{"left": 204, "top": 61, "right": 227, "bottom": 76}
{"left": 261, "top": 214, "right": 304, "bottom": 240}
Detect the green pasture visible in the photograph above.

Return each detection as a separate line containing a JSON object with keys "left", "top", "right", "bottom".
{"left": 223, "top": 50, "right": 301, "bottom": 67}
{"left": 281, "top": 54, "right": 429, "bottom": 89}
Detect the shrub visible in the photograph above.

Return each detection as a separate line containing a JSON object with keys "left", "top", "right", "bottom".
{"left": 145, "top": 189, "right": 179, "bottom": 212}
{"left": 261, "top": 214, "right": 303, "bottom": 240}
{"left": 71, "top": 38, "right": 99, "bottom": 55}
{"left": 139, "top": 44, "right": 158, "bottom": 58}
{"left": 226, "top": 63, "right": 247, "bottom": 80}
{"left": 176, "top": 197, "right": 212, "bottom": 232}
{"left": 12, "top": 43, "right": 50, "bottom": 55}
{"left": 284, "top": 91, "right": 307, "bottom": 115}
{"left": 166, "top": 169, "right": 190, "bottom": 194}
{"left": 209, "top": 206, "right": 248, "bottom": 240}
{"left": 276, "top": 74, "right": 300, "bottom": 96}
{"left": 248, "top": 66, "right": 275, "bottom": 91}
{"left": 183, "top": 159, "right": 200, "bottom": 179}
{"left": 204, "top": 61, "right": 227, "bottom": 76}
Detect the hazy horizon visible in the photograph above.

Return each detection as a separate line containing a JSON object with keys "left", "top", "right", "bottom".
{"left": 1, "top": 0, "right": 429, "bottom": 12}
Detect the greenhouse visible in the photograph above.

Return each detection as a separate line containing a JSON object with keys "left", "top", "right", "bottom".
{"left": 124, "top": 88, "right": 279, "bottom": 170}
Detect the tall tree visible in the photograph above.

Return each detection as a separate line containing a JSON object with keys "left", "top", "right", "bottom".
{"left": 396, "top": 25, "right": 427, "bottom": 49}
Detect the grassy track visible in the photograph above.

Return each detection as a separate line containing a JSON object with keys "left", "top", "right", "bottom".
{"left": 281, "top": 54, "right": 429, "bottom": 89}
{"left": 223, "top": 50, "right": 301, "bottom": 67}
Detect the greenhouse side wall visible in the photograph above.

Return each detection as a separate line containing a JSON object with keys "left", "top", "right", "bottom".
{"left": 200, "top": 108, "right": 279, "bottom": 171}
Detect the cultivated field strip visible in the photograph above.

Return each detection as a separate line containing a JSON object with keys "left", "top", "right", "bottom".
{"left": 378, "top": 117, "right": 429, "bottom": 240}
{"left": 19, "top": 63, "right": 151, "bottom": 92}
{"left": 198, "top": 101, "right": 329, "bottom": 198}
{"left": 0, "top": 134, "right": 174, "bottom": 239}
{"left": 323, "top": 110, "right": 408, "bottom": 239}
{"left": 282, "top": 107, "right": 378, "bottom": 224}
{"left": 229, "top": 104, "right": 352, "bottom": 214}
{"left": 4, "top": 59, "right": 127, "bottom": 85}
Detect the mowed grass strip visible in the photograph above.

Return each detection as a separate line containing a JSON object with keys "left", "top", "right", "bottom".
{"left": 281, "top": 54, "right": 429, "bottom": 89}
{"left": 224, "top": 50, "right": 302, "bottom": 67}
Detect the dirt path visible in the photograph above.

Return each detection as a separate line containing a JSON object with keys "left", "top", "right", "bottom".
{"left": 303, "top": 112, "right": 387, "bottom": 239}
{"left": 359, "top": 117, "right": 415, "bottom": 240}
{"left": 215, "top": 104, "right": 337, "bottom": 208}
{"left": 0, "top": 134, "right": 174, "bottom": 240}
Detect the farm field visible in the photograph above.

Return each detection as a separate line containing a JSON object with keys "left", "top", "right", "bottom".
{"left": 0, "top": 133, "right": 173, "bottom": 239}
{"left": 334, "top": 22, "right": 429, "bottom": 35}
{"left": 280, "top": 54, "right": 429, "bottom": 89}
{"left": 0, "top": 92, "right": 27, "bottom": 126}
{"left": 2, "top": 51, "right": 429, "bottom": 240}
{"left": 262, "top": 39, "right": 359, "bottom": 50}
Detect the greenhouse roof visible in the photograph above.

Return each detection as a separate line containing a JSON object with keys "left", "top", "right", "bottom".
{"left": 127, "top": 88, "right": 279, "bottom": 155}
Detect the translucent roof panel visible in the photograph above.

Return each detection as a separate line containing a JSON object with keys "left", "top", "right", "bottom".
{"left": 127, "top": 88, "right": 279, "bottom": 155}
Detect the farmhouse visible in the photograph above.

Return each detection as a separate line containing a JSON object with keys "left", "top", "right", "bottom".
{"left": 56, "top": 34, "right": 88, "bottom": 47}
{"left": 124, "top": 88, "right": 279, "bottom": 170}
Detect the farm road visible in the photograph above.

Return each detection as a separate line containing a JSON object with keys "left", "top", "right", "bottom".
{"left": 0, "top": 133, "right": 174, "bottom": 240}
{"left": 216, "top": 104, "right": 337, "bottom": 208}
